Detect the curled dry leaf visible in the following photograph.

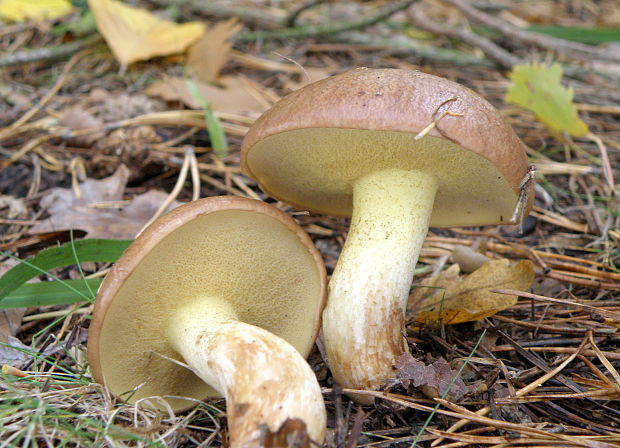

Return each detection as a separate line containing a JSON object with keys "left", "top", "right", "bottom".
{"left": 59, "top": 107, "right": 105, "bottom": 146}
{"left": 393, "top": 353, "right": 470, "bottom": 401}
{"left": 260, "top": 418, "right": 311, "bottom": 448}
{"left": 29, "top": 165, "right": 180, "bottom": 239}
{"left": 408, "top": 259, "right": 535, "bottom": 327}
{"left": 88, "top": 0, "right": 205, "bottom": 65}
{"left": 145, "top": 75, "right": 268, "bottom": 116}
{"left": 283, "top": 67, "right": 334, "bottom": 92}
{"left": 186, "top": 18, "right": 242, "bottom": 84}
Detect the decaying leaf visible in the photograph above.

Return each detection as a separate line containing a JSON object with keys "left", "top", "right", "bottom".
{"left": 260, "top": 418, "right": 311, "bottom": 448}
{"left": 505, "top": 62, "right": 589, "bottom": 137}
{"left": 408, "top": 259, "right": 535, "bottom": 327}
{"left": 29, "top": 165, "right": 180, "bottom": 239}
{"left": 283, "top": 67, "right": 334, "bottom": 91}
{"left": 186, "top": 18, "right": 242, "bottom": 84}
{"left": 144, "top": 75, "right": 267, "bottom": 116}
{"left": 59, "top": 107, "right": 105, "bottom": 146}
{"left": 0, "top": 0, "right": 73, "bottom": 22}
{"left": 394, "top": 353, "right": 469, "bottom": 401}
{"left": 88, "top": 0, "right": 205, "bottom": 65}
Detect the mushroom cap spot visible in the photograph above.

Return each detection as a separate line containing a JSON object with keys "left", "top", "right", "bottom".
{"left": 87, "top": 196, "right": 327, "bottom": 411}
{"left": 241, "top": 68, "right": 531, "bottom": 225}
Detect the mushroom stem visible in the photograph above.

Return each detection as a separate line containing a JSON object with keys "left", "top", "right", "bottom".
{"left": 169, "top": 298, "right": 326, "bottom": 447}
{"left": 323, "top": 168, "right": 438, "bottom": 401}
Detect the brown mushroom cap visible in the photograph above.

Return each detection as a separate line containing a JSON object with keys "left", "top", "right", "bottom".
{"left": 241, "top": 67, "right": 531, "bottom": 226}
{"left": 88, "top": 196, "right": 327, "bottom": 411}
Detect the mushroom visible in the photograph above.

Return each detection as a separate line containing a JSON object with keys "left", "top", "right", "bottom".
{"left": 241, "top": 68, "right": 533, "bottom": 401}
{"left": 88, "top": 196, "right": 327, "bottom": 446}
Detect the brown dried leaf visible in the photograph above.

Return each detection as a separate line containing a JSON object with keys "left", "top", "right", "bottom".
{"left": 283, "top": 67, "right": 334, "bottom": 91}
{"left": 29, "top": 165, "right": 180, "bottom": 239}
{"left": 394, "top": 353, "right": 469, "bottom": 401}
{"left": 409, "top": 259, "right": 535, "bottom": 327}
{"left": 260, "top": 418, "right": 311, "bottom": 448}
{"left": 59, "top": 107, "right": 104, "bottom": 146}
{"left": 186, "top": 18, "right": 242, "bottom": 83}
{"left": 144, "top": 75, "right": 267, "bottom": 116}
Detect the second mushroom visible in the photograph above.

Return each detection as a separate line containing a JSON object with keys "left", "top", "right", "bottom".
{"left": 241, "top": 68, "right": 533, "bottom": 402}
{"left": 88, "top": 196, "right": 327, "bottom": 446}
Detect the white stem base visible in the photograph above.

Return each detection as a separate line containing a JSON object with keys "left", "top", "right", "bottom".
{"left": 323, "top": 169, "right": 438, "bottom": 401}
{"left": 169, "top": 299, "right": 326, "bottom": 447}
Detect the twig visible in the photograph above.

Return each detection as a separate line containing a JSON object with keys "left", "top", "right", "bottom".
{"left": 430, "top": 336, "right": 588, "bottom": 446}
{"left": 332, "top": 31, "right": 493, "bottom": 67}
{"left": 148, "top": 0, "right": 283, "bottom": 29}
{"left": 235, "top": 0, "right": 422, "bottom": 42}
{"left": 443, "top": 0, "right": 620, "bottom": 63}
{"left": 0, "top": 50, "right": 87, "bottom": 140}
{"left": 493, "top": 289, "right": 620, "bottom": 321}
{"left": 407, "top": 4, "right": 521, "bottom": 69}
{"left": 0, "top": 34, "right": 102, "bottom": 69}
{"left": 137, "top": 147, "right": 194, "bottom": 235}
{"left": 285, "top": 0, "right": 328, "bottom": 27}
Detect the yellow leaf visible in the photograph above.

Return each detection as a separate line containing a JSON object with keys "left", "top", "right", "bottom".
{"left": 186, "top": 18, "right": 242, "bottom": 84}
{"left": 505, "top": 62, "right": 589, "bottom": 138}
{"left": 409, "top": 259, "right": 535, "bottom": 327}
{"left": 0, "top": 0, "right": 73, "bottom": 22}
{"left": 88, "top": 0, "right": 205, "bottom": 65}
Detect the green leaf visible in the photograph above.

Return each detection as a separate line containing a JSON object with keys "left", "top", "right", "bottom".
{"left": 0, "top": 278, "right": 103, "bottom": 309}
{"left": 0, "top": 239, "right": 131, "bottom": 302}
{"left": 184, "top": 78, "right": 228, "bottom": 157}
{"left": 526, "top": 26, "right": 620, "bottom": 44}
{"left": 505, "top": 62, "right": 589, "bottom": 138}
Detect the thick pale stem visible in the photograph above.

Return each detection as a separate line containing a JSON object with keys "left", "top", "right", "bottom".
{"left": 169, "top": 299, "right": 326, "bottom": 447}
{"left": 323, "top": 169, "right": 438, "bottom": 400}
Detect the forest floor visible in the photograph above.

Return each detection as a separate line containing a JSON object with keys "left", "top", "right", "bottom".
{"left": 1, "top": 0, "right": 619, "bottom": 447}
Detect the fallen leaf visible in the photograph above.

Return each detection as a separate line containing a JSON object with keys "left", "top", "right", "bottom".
{"left": 394, "top": 353, "right": 470, "bottom": 401}
{"left": 408, "top": 259, "right": 535, "bottom": 327}
{"left": 145, "top": 75, "right": 267, "bottom": 116}
{"left": 283, "top": 67, "right": 334, "bottom": 91}
{"left": 0, "top": 0, "right": 73, "bottom": 22}
{"left": 88, "top": 0, "right": 205, "bottom": 65}
{"left": 29, "top": 165, "right": 181, "bottom": 239}
{"left": 261, "top": 418, "right": 311, "bottom": 448}
{"left": 186, "top": 18, "right": 242, "bottom": 84}
{"left": 505, "top": 62, "right": 589, "bottom": 137}
{"left": 59, "top": 107, "right": 104, "bottom": 146}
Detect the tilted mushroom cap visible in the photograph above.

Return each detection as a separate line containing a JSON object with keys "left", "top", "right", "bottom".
{"left": 88, "top": 196, "right": 327, "bottom": 412}
{"left": 242, "top": 67, "right": 531, "bottom": 225}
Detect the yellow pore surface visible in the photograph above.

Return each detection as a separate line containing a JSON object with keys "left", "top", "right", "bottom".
{"left": 97, "top": 209, "right": 323, "bottom": 410}
{"left": 247, "top": 128, "right": 519, "bottom": 225}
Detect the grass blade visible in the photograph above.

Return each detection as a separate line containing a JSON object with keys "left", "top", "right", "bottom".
{"left": 184, "top": 78, "right": 228, "bottom": 157}
{"left": 0, "top": 239, "right": 131, "bottom": 301}
{"left": 0, "top": 279, "right": 104, "bottom": 308}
